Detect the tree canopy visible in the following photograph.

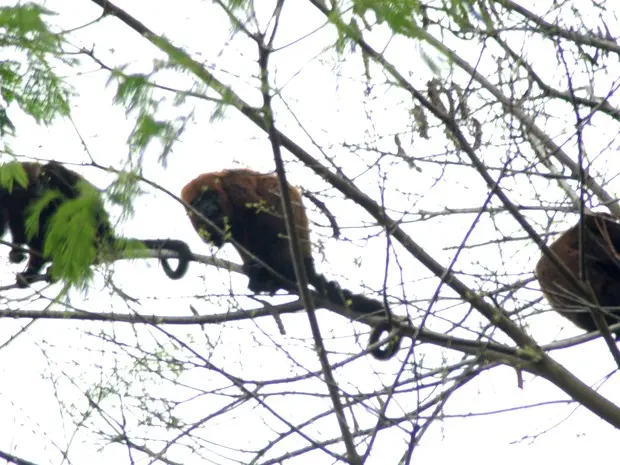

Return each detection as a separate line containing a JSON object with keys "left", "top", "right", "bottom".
{"left": 1, "top": 1, "right": 619, "bottom": 464}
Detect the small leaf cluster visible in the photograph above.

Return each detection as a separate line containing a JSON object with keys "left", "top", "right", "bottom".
{"left": 107, "top": 65, "right": 192, "bottom": 166}
{"left": 0, "top": 160, "right": 31, "bottom": 191}
{"left": 106, "top": 168, "right": 145, "bottom": 222}
{"left": 0, "top": 3, "right": 75, "bottom": 136}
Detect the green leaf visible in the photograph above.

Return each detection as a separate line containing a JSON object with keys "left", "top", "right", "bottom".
{"left": 0, "top": 4, "right": 75, "bottom": 126}
{"left": 0, "top": 107, "right": 15, "bottom": 136}
{"left": 111, "top": 72, "right": 154, "bottom": 114}
{"left": 107, "top": 169, "right": 144, "bottom": 221}
{"left": 0, "top": 161, "right": 31, "bottom": 191}
{"left": 351, "top": 0, "right": 423, "bottom": 38}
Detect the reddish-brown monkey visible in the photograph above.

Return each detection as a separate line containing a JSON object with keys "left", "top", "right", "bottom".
{"left": 536, "top": 213, "right": 620, "bottom": 337}
{"left": 181, "top": 169, "right": 402, "bottom": 360}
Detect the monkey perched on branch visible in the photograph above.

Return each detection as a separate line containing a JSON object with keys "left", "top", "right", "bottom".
{"left": 0, "top": 161, "right": 193, "bottom": 287}
{"left": 181, "top": 168, "right": 402, "bottom": 360}
{"left": 536, "top": 213, "right": 620, "bottom": 338}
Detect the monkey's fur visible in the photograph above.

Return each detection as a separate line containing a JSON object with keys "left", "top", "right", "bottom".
{"left": 536, "top": 213, "right": 620, "bottom": 337}
{"left": 181, "top": 169, "right": 401, "bottom": 360}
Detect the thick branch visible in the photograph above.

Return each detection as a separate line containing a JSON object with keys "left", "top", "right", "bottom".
{"left": 0, "top": 306, "right": 531, "bottom": 368}
{"left": 0, "top": 450, "right": 41, "bottom": 465}
{"left": 0, "top": 249, "right": 241, "bottom": 292}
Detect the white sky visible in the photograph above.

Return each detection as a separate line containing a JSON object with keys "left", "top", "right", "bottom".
{"left": 0, "top": 1, "right": 619, "bottom": 464}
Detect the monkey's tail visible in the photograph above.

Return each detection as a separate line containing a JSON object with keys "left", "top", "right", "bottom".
{"left": 138, "top": 239, "right": 193, "bottom": 280}
{"left": 308, "top": 272, "right": 402, "bottom": 360}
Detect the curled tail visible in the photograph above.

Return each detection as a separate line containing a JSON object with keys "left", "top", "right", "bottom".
{"left": 139, "top": 239, "right": 192, "bottom": 280}
{"left": 309, "top": 272, "right": 402, "bottom": 360}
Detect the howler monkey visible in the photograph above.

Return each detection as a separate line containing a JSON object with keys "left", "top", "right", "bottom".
{"left": 536, "top": 212, "right": 620, "bottom": 338}
{"left": 14, "top": 161, "right": 193, "bottom": 287}
{"left": 181, "top": 169, "right": 402, "bottom": 360}
{"left": 0, "top": 161, "right": 43, "bottom": 264}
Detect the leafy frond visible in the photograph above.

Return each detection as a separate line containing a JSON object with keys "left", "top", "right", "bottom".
{"left": 0, "top": 160, "right": 31, "bottom": 191}
{"left": 351, "top": 0, "right": 425, "bottom": 37}
{"left": 107, "top": 68, "right": 192, "bottom": 164}
{"left": 110, "top": 71, "right": 154, "bottom": 115}
{"left": 27, "top": 182, "right": 104, "bottom": 290}
{"left": 107, "top": 169, "right": 144, "bottom": 222}
{"left": 24, "top": 188, "right": 61, "bottom": 239}
{"left": 0, "top": 3, "right": 75, "bottom": 134}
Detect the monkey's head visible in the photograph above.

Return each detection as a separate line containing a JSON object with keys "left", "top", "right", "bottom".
{"left": 190, "top": 187, "right": 232, "bottom": 247}
{"left": 38, "top": 161, "right": 80, "bottom": 198}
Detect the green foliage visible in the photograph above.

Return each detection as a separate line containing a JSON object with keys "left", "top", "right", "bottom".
{"left": 107, "top": 33, "right": 238, "bottom": 163}
{"left": 0, "top": 107, "right": 15, "bottom": 136}
{"left": 210, "top": 88, "right": 233, "bottom": 123}
{"left": 23, "top": 170, "right": 156, "bottom": 290}
{"left": 352, "top": 0, "right": 424, "bottom": 37}
{"left": 447, "top": 0, "right": 474, "bottom": 31}
{"left": 106, "top": 169, "right": 144, "bottom": 222}
{"left": 0, "top": 3, "right": 75, "bottom": 134}
{"left": 129, "top": 112, "right": 178, "bottom": 156}
{"left": 345, "top": 0, "right": 476, "bottom": 40}
{"left": 0, "top": 160, "right": 154, "bottom": 291}
{"left": 111, "top": 71, "right": 152, "bottom": 114}
{"left": 225, "top": 0, "right": 250, "bottom": 10}
{"left": 25, "top": 182, "right": 104, "bottom": 290}
{"left": 0, "top": 160, "right": 31, "bottom": 192}
{"left": 420, "top": 48, "right": 441, "bottom": 75}
{"left": 107, "top": 66, "right": 192, "bottom": 164}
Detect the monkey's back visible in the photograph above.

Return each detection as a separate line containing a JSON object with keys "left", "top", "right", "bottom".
{"left": 181, "top": 169, "right": 312, "bottom": 257}
{"left": 536, "top": 217, "right": 620, "bottom": 333}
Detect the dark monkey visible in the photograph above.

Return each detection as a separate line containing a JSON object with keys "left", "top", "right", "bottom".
{"left": 14, "top": 161, "right": 192, "bottom": 287}
{"left": 0, "top": 161, "right": 43, "bottom": 264}
{"left": 536, "top": 213, "right": 620, "bottom": 337}
{"left": 180, "top": 169, "right": 402, "bottom": 360}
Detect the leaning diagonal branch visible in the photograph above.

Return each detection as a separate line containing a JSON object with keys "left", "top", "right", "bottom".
{"left": 0, "top": 449, "right": 42, "bottom": 465}
{"left": 496, "top": 0, "right": 620, "bottom": 56}
{"left": 492, "top": 35, "right": 620, "bottom": 123}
